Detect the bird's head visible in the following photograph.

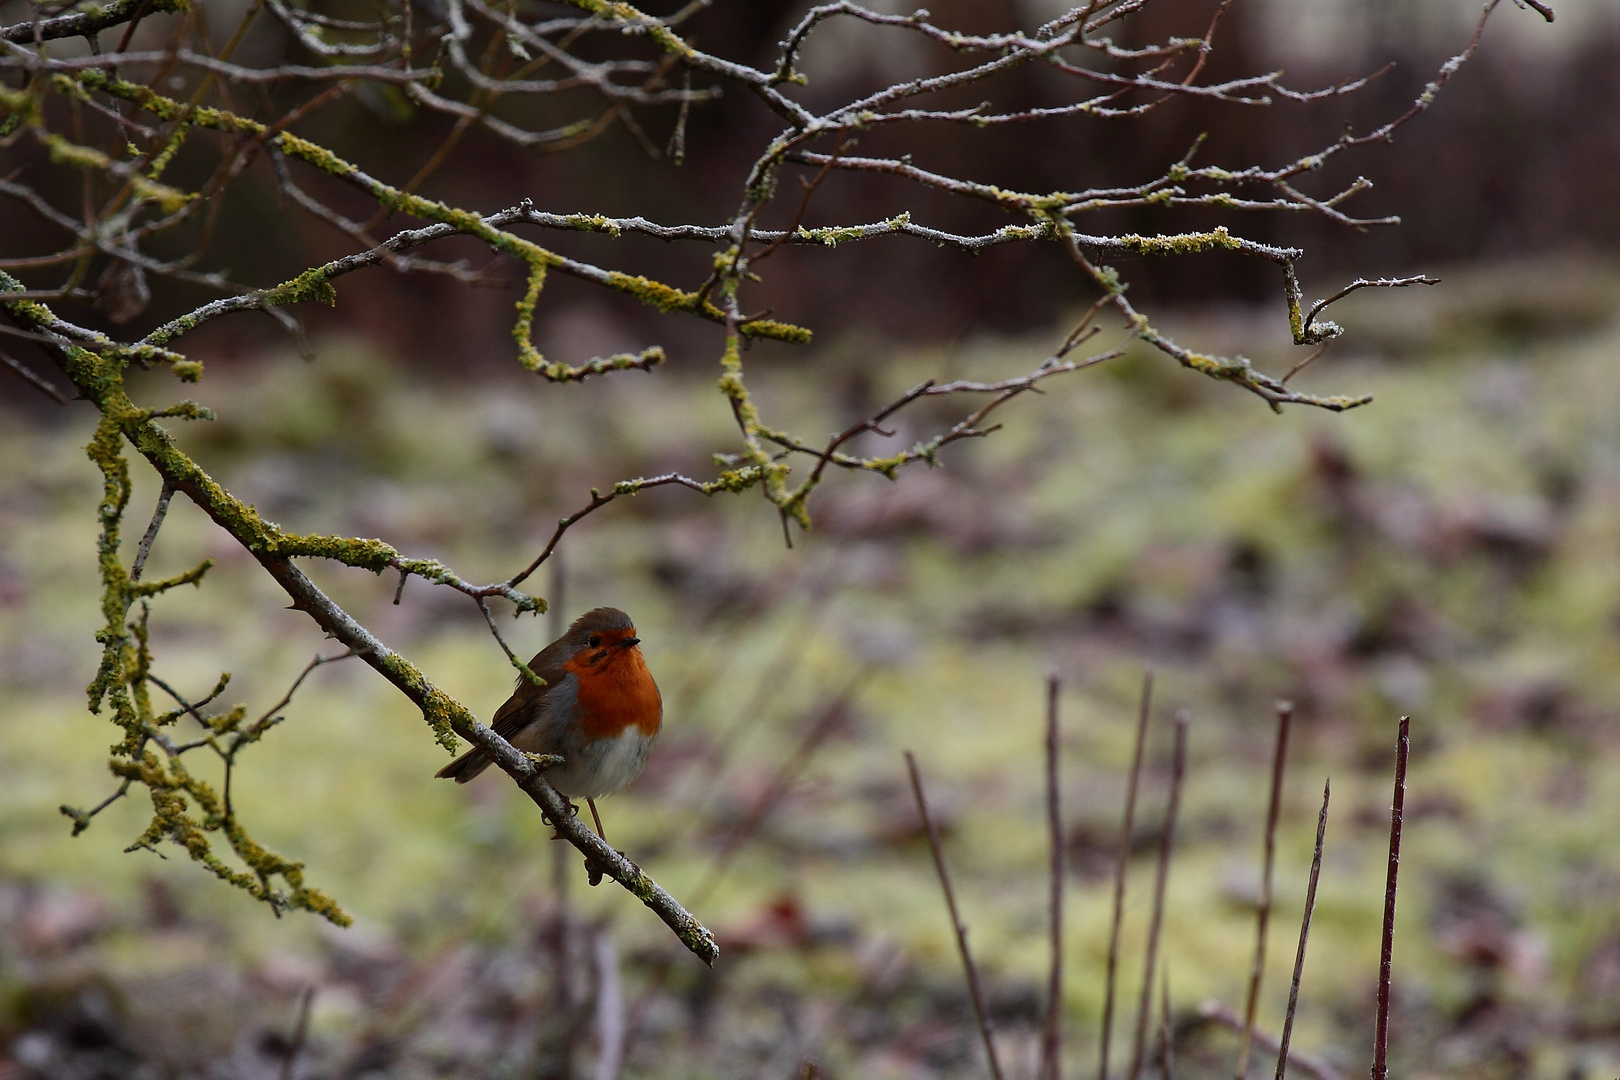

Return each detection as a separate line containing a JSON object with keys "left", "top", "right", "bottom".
{"left": 563, "top": 607, "right": 643, "bottom": 671}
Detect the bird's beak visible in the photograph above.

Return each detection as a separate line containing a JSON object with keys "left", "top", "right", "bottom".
{"left": 621, "top": 637, "right": 641, "bottom": 648}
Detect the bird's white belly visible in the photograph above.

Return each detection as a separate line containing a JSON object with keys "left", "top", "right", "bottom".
{"left": 552, "top": 729, "right": 654, "bottom": 799}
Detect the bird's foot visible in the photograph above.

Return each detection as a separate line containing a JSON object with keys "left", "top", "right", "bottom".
{"left": 583, "top": 849, "right": 638, "bottom": 888}
{"left": 523, "top": 752, "right": 564, "bottom": 770}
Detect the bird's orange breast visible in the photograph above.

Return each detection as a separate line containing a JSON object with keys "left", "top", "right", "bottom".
{"left": 565, "top": 648, "right": 662, "bottom": 741}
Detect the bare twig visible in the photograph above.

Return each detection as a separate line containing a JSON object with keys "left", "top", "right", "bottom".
{"left": 1372, "top": 717, "right": 1410, "bottom": 1080}
{"left": 549, "top": 839, "right": 576, "bottom": 1077}
{"left": 548, "top": 548, "right": 567, "bottom": 641}
{"left": 1200, "top": 1001, "right": 1345, "bottom": 1080}
{"left": 1277, "top": 779, "right": 1332, "bottom": 1080}
{"left": 507, "top": 473, "right": 722, "bottom": 589}
{"left": 905, "top": 750, "right": 1006, "bottom": 1080}
{"left": 129, "top": 480, "right": 176, "bottom": 582}
{"left": 587, "top": 797, "right": 606, "bottom": 842}
{"left": 1160, "top": 965, "right": 1175, "bottom": 1080}
{"left": 246, "top": 649, "right": 361, "bottom": 737}
{"left": 692, "top": 679, "right": 867, "bottom": 908}
{"left": 1280, "top": 344, "right": 1328, "bottom": 386}
{"left": 1042, "top": 675, "right": 1064, "bottom": 1080}
{"left": 594, "top": 931, "right": 625, "bottom": 1080}
{"left": 1101, "top": 669, "right": 1154, "bottom": 1080}
{"left": 279, "top": 985, "right": 316, "bottom": 1080}
{"left": 59, "top": 778, "right": 133, "bottom": 837}
{"left": 1299, "top": 276, "right": 1439, "bottom": 345}
{"left": 1236, "top": 701, "right": 1294, "bottom": 1079}
{"left": 1, "top": 349, "right": 70, "bottom": 403}
{"left": 1128, "top": 711, "right": 1188, "bottom": 1080}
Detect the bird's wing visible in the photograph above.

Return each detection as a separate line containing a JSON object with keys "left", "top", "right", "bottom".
{"left": 487, "top": 638, "right": 573, "bottom": 740}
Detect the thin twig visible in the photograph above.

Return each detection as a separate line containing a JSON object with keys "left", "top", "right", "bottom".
{"left": 748, "top": 139, "right": 850, "bottom": 266}
{"left": 550, "top": 836, "right": 575, "bottom": 1077}
{"left": 1276, "top": 779, "right": 1331, "bottom": 1080}
{"left": 905, "top": 750, "right": 1005, "bottom": 1080}
{"left": 1160, "top": 964, "right": 1175, "bottom": 1080}
{"left": 476, "top": 596, "right": 543, "bottom": 686}
{"left": 549, "top": 547, "right": 567, "bottom": 640}
{"left": 129, "top": 480, "right": 176, "bottom": 582}
{"left": 1300, "top": 276, "right": 1438, "bottom": 343}
{"left": 59, "top": 778, "right": 133, "bottom": 836}
{"left": 1042, "top": 674, "right": 1064, "bottom": 1080}
{"left": 692, "top": 679, "right": 867, "bottom": 908}
{"left": 146, "top": 671, "right": 232, "bottom": 728}
{"left": 1371, "top": 717, "right": 1410, "bottom": 1080}
{"left": 594, "top": 930, "right": 625, "bottom": 1080}
{"left": 1, "top": 350, "right": 70, "bottom": 403}
{"left": 1201, "top": 1001, "right": 1346, "bottom": 1080}
{"left": 247, "top": 649, "right": 361, "bottom": 736}
{"left": 1101, "top": 669, "right": 1153, "bottom": 1080}
{"left": 1280, "top": 344, "right": 1328, "bottom": 386}
{"left": 1128, "top": 711, "right": 1188, "bottom": 1080}
{"left": 279, "top": 984, "right": 315, "bottom": 1080}
{"left": 1236, "top": 701, "right": 1294, "bottom": 1079}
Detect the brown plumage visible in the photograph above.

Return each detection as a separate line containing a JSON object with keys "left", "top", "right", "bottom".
{"left": 434, "top": 607, "right": 662, "bottom": 798}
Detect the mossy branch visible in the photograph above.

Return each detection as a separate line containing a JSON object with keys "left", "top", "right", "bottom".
{"left": 1, "top": 271, "right": 718, "bottom": 963}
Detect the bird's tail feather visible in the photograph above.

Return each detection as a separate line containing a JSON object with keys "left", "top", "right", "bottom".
{"left": 434, "top": 747, "right": 493, "bottom": 783}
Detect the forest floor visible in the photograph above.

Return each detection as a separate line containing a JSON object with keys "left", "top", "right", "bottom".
{"left": 4, "top": 256, "right": 1620, "bottom": 1080}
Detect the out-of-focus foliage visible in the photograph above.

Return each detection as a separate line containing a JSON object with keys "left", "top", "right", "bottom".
{"left": 4, "top": 258, "right": 1620, "bottom": 1077}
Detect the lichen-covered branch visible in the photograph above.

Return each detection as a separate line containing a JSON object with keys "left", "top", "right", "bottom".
{"left": 2, "top": 269, "right": 717, "bottom": 962}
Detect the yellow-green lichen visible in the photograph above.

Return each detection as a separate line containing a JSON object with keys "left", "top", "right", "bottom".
{"left": 276, "top": 131, "right": 354, "bottom": 177}
{"left": 1119, "top": 226, "right": 1242, "bottom": 256}
{"left": 146, "top": 121, "right": 190, "bottom": 181}
{"left": 263, "top": 266, "right": 337, "bottom": 308}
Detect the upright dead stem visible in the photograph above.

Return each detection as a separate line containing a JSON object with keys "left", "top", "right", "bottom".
{"left": 905, "top": 750, "right": 1006, "bottom": 1080}
{"left": 1237, "top": 701, "right": 1294, "bottom": 1079}
{"left": 1128, "top": 711, "right": 1188, "bottom": 1080}
{"left": 1042, "top": 675, "right": 1065, "bottom": 1080}
{"left": 1102, "top": 670, "right": 1154, "bottom": 1080}
{"left": 1371, "top": 717, "right": 1410, "bottom": 1080}
{"left": 1159, "top": 964, "right": 1175, "bottom": 1080}
{"left": 1276, "top": 779, "right": 1331, "bottom": 1080}
{"left": 594, "top": 931, "right": 625, "bottom": 1080}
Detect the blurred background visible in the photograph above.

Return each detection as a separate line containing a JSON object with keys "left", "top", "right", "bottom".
{"left": 4, "top": 0, "right": 1620, "bottom": 1077}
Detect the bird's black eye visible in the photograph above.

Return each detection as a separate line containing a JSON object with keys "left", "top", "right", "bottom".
{"left": 587, "top": 635, "right": 602, "bottom": 648}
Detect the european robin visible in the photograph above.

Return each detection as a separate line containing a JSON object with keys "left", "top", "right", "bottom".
{"left": 435, "top": 607, "right": 661, "bottom": 835}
